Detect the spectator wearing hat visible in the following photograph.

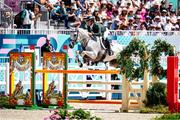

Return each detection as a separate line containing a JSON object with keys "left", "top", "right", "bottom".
{"left": 68, "top": 6, "right": 81, "bottom": 27}
{"left": 160, "top": 9, "right": 167, "bottom": 26}
{"left": 127, "top": 8, "right": 134, "bottom": 19}
{"left": 127, "top": 17, "right": 134, "bottom": 30}
{"left": 164, "top": 17, "right": 173, "bottom": 31}
{"left": 167, "top": 3, "right": 173, "bottom": 13}
{"left": 134, "top": 15, "right": 141, "bottom": 30}
{"left": 119, "top": 7, "right": 128, "bottom": 24}
{"left": 121, "top": 7, "right": 128, "bottom": 17}
{"left": 144, "top": 15, "right": 152, "bottom": 30}
{"left": 51, "top": 2, "right": 69, "bottom": 28}
{"left": 151, "top": 2, "right": 160, "bottom": 12}
{"left": 99, "top": 1, "right": 107, "bottom": 19}
{"left": 153, "top": 16, "right": 162, "bottom": 27}
{"left": 88, "top": 0, "right": 96, "bottom": 13}
{"left": 21, "top": 2, "right": 35, "bottom": 33}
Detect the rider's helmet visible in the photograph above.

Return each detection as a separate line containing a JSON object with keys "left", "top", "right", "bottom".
{"left": 87, "top": 16, "right": 95, "bottom": 22}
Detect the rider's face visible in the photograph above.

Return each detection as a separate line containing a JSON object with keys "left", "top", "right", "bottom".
{"left": 88, "top": 20, "right": 93, "bottom": 26}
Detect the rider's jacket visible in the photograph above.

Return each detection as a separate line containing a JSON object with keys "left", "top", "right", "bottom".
{"left": 87, "top": 23, "right": 106, "bottom": 37}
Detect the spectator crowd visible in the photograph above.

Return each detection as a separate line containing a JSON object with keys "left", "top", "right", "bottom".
{"left": 15, "top": 0, "right": 180, "bottom": 31}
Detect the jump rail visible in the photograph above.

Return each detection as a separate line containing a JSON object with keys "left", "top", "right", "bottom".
{"left": 35, "top": 69, "right": 120, "bottom": 74}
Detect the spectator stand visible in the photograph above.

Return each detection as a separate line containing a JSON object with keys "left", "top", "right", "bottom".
{"left": 1, "top": 0, "right": 179, "bottom": 30}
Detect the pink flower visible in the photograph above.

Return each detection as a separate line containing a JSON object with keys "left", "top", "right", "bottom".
{"left": 43, "top": 117, "right": 49, "bottom": 120}
{"left": 65, "top": 116, "right": 70, "bottom": 120}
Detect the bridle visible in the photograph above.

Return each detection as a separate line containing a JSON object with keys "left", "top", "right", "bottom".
{"left": 69, "top": 30, "right": 79, "bottom": 48}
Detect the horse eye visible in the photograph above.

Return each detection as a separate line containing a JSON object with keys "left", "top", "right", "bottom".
{"left": 74, "top": 34, "right": 77, "bottom": 37}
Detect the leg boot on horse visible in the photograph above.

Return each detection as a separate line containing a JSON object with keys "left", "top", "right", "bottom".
{"left": 104, "top": 38, "right": 113, "bottom": 56}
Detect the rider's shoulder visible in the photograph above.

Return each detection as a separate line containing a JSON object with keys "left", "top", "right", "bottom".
{"left": 94, "top": 22, "right": 101, "bottom": 27}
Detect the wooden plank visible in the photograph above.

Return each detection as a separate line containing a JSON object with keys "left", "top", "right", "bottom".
{"left": 68, "top": 89, "right": 122, "bottom": 93}
{"left": 68, "top": 100, "right": 122, "bottom": 104}
{"left": 68, "top": 100, "right": 138, "bottom": 105}
{"left": 68, "top": 81, "right": 143, "bottom": 85}
{"left": 128, "top": 104, "right": 140, "bottom": 109}
{"left": 128, "top": 97, "right": 141, "bottom": 101}
{"left": 35, "top": 69, "right": 120, "bottom": 74}
{"left": 68, "top": 81, "right": 121, "bottom": 85}
{"left": 131, "top": 82, "right": 143, "bottom": 85}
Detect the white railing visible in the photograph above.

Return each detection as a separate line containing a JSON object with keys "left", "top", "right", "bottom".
{"left": 0, "top": 28, "right": 179, "bottom": 36}
{"left": 0, "top": 28, "right": 76, "bottom": 35}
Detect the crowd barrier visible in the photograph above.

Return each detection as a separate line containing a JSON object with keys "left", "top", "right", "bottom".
{"left": 0, "top": 28, "right": 180, "bottom": 36}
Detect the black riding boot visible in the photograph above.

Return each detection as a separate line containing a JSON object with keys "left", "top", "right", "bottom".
{"left": 106, "top": 39, "right": 113, "bottom": 56}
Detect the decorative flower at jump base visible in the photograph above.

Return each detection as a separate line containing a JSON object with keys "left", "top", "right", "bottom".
{"left": 9, "top": 98, "right": 17, "bottom": 106}
{"left": 57, "top": 100, "right": 63, "bottom": 107}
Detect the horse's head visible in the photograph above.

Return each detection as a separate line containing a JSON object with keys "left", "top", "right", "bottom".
{"left": 69, "top": 28, "right": 90, "bottom": 49}
{"left": 69, "top": 30, "right": 79, "bottom": 49}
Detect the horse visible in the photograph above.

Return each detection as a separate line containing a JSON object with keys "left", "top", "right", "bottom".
{"left": 69, "top": 28, "right": 123, "bottom": 68}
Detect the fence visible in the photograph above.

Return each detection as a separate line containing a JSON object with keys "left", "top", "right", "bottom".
{"left": 0, "top": 28, "right": 180, "bottom": 36}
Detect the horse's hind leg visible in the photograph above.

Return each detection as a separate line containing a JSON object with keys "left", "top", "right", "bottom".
{"left": 81, "top": 51, "right": 97, "bottom": 60}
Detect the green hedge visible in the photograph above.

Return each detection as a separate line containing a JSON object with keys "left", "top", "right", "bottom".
{"left": 154, "top": 114, "right": 180, "bottom": 120}
{"left": 145, "top": 82, "right": 167, "bottom": 107}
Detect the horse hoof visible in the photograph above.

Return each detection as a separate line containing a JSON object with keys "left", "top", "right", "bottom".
{"left": 79, "top": 63, "right": 83, "bottom": 67}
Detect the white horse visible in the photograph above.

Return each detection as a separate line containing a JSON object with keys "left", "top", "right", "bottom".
{"left": 69, "top": 28, "right": 123, "bottom": 67}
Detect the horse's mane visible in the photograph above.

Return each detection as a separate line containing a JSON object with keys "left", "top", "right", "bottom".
{"left": 77, "top": 28, "right": 90, "bottom": 40}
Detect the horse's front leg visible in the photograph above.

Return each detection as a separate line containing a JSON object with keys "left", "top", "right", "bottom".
{"left": 75, "top": 54, "right": 83, "bottom": 67}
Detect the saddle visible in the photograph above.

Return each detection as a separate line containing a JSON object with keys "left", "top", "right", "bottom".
{"left": 100, "top": 38, "right": 114, "bottom": 56}
{"left": 98, "top": 37, "right": 108, "bottom": 50}
{"left": 102, "top": 39, "right": 110, "bottom": 49}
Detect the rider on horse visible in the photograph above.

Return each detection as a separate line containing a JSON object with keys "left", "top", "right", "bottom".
{"left": 86, "top": 16, "right": 113, "bottom": 56}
